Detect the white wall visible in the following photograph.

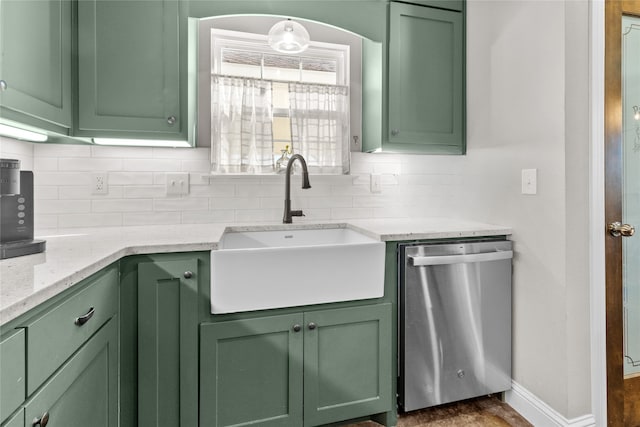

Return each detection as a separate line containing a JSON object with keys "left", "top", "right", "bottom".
{"left": 0, "top": 0, "right": 593, "bottom": 420}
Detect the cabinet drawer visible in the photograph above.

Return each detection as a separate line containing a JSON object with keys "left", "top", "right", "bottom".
{"left": 1, "top": 329, "right": 25, "bottom": 424}
{"left": 1, "top": 408, "right": 23, "bottom": 427}
{"left": 25, "top": 266, "right": 118, "bottom": 394}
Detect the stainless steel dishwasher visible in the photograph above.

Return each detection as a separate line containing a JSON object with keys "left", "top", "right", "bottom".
{"left": 398, "top": 239, "right": 513, "bottom": 412}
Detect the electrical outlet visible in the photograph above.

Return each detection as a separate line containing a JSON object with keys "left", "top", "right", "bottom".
{"left": 166, "top": 172, "right": 190, "bottom": 196}
{"left": 92, "top": 172, "right": 108, "bottom": 195}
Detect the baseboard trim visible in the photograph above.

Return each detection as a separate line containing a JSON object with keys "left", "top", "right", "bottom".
{"left": 504, "top": 381, "right": 596, "bottom": 427}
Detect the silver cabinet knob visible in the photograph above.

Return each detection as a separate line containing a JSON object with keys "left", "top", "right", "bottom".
{"left": 33, "top": 412, "right": 49, "bottom": 427}
{"left": 0, "top": 80, "right": 7, "bottom": 91}
{"left": 391, "top": 129, "right": 399, "bottom": 136}
{"left": 183, "top": 271, "right": 193, "bottom": 279}
{"left": 292, "top": 324, "right": 301, "bottom": 332}
{"left": 308, "top": 322, "right": 317, "bottom": 330}
{"left": 167, "top": 116, "right": 177, "bottom": 125}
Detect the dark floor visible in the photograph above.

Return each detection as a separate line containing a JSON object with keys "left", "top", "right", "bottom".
{"left": 348, "top": 396, "right": 533, "bottom": 427}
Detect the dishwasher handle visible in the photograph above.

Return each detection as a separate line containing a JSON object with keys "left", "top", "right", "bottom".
{"left": 408, "top": 250, "right": 513, "bottom": 266}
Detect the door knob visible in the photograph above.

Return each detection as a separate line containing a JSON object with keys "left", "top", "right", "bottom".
{"left": 608, "top": 221, "right": 635, "bottom": 237}
{"left": 183, "top": 271, "right": 193, "bottom": 279}
{"left": 308, "top": 322, "right": 317, "bottom": 330}
{"left": 33, "top": 412, "right": 49, "bottom": 427}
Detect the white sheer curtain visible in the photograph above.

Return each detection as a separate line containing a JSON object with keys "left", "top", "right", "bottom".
{"left": 289, "top": 83, "right": 350, "bottom": 174}
{"left": 211, "top": 75, "right": 274, "bottom": 173}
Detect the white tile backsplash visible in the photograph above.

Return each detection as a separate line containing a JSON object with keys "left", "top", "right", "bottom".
{"left": 0, "top": 142, "right": 465, "bottom": 230}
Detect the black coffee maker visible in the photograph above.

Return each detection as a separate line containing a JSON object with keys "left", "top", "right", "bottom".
{"left": 0, "top": 159, "right": 46, "bottom": 259}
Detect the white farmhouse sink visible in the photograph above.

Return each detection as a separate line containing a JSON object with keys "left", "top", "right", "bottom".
{"left": 210, "top": 227, "right": 385, "bottom": 313}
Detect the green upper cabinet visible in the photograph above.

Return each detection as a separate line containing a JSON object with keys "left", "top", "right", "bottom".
{"left": 398, "top": 0, "right": 463, "bottom": 11}
{"left": 364, "top": 0, "right": 465, "bottom": 154}
{"left": 0, "top": 0, "right": 72, "bottom": 134}
{"left": 76, "top": 0, "right": 187, "bottom": 140}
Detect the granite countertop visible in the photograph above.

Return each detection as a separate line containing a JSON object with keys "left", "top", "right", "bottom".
{"left": 0, "top": 218, "right": 511, "bottom": 325}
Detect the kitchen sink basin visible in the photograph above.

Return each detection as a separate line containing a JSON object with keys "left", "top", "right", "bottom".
{"left": 210, "top": 226, "right": 385, "bottom": 313}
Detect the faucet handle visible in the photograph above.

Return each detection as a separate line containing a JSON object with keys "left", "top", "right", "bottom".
{"left": 291, "top": 210, "right": 305, "bottom": 217}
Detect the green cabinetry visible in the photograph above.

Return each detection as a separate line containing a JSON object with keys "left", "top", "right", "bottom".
{"left": 200, "top": 303, "right": 392, "bottom": 427}
{"left": 1, "top": 410, "right": 23, "bottom": 427}
{"left": 0, "top": 330, "right": 24, "bottom": 424}
{"left": 386, "top": 1, "right": 464, "bottom": 154}
{"left": 0, "top": 0, "right": 72, "bottom": 134}
{"left": 133, "top": 255, "right": 200, "bottom": 427}
{"left": 24, "top": 318, "right": 118, "bottom": 427}
{"left": 76, "top": 0, "right": 187, "bottom": 140}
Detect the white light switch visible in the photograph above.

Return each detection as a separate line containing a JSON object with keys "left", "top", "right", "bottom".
{"left": 166, "top": 172, "right": 190, "bottom": 196}
{"left": 521, "top": 169, "right": 537, "bottom": 195}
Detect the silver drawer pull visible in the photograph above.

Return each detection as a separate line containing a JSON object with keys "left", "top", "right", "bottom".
{"left": 74, "top": 307, "right": 95, "bottom": 326}
{"left": 32, "top": 411, "right": 49, "bottom": 427}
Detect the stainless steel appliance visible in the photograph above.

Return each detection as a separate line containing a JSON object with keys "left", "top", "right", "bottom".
{"left": 398, "top": 239, "right": 513, "bottom": 411}
{"left": 0, "top": 159, "right": 46, "bottom": 259}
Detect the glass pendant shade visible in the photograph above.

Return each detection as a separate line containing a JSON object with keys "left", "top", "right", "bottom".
{"left": 268, "top": 20, "right": 310, "bottom": 54}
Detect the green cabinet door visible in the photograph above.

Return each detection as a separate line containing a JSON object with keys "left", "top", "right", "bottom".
{"left": 0, "top": 329, "right": 25, "bottom": 424}
{"left": 1, "top": 409, "right": 23, "bottom": 427}
{"left": 200, "top": 314, "right": 304, "bottom": 427}
{"left": 386, "top": 1, "right": 464, "bottom": 154}
{"left": 23, "top": 318, "right": 118, "bottom": 427}
{"left": 77, "top": 0, "right": 185, "bottom": 139}
{"left": 0, "top": 0, "right": 72, "bottom": 132}
{"left": 303, "top": 304, "right": 392, "bottom": 427}
{"left": 137, "top": 258, "right": 199, "bottom": 427}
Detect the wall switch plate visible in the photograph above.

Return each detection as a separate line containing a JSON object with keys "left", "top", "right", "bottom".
{"left": 166, "top": 172, "right": 189, "bottom": 196}
{"left": 521, "top": 169, "right": 537, "bottom": 195}
{"left": 370, "top": 173, "right": 382, "bottom": 193}
{"left": 91, "top": 172, "right": 108, "bottom": 195}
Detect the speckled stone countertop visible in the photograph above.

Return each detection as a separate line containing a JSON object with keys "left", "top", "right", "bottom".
{"left": 0, "top": 218, "right": 511, "bottom": 325}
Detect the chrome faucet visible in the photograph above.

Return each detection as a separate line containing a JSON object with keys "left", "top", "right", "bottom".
{"left": 283, "top": 154, "right": 311, "bottom": 224}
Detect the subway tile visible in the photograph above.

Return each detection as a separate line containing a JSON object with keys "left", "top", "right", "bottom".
{"left": 59, "top": 186, "right": 124, "bottom": 199}
{"left": 123, "top": 158, "right": 181, "bottom": 172}
{"left": 181, "top": 159, "right": 211, "bottom": 172}
{"left": 38, "top": 199, "right": 91, "bottom": 214}
{"left": 34, "top": 157, "right": 58, "bottom": 171}
{"left": 123, "top": 185, "right": 166, "bottom": 199}
{"left": 34, "top": 144, "right": 90, "bottom": 158}
{"left": 154, "top": 197, "right": 209, "bottom": 211}
{"left": 235, "top": 184, "right": 282, "bottom": 198}
{"left": 34, "top": 214, "right": 58, "bottom": 230}
{"left": 58, "top": 213, "right": 123, "bottom": 228}
{"left": 0, "top": 137, "right": 34, "bottom": 160}
{"left": 58, "top": 157, "right": 123, "bottom": 172}
{"left": 353, "top": 195, "right": 399, "bottom": 208}
{"left": 34, "top": 172, "right": 92, "bottom": 186}
{"left": 181, "top": 210, "right": 235, "bottom": 224}
{"left": 108, "top": 172, "right": 154, "bottom": 185}
{"left": 123, "top": 212, "right": 181, "bottom": 226}
{"left": 307, "top": 196, "right": 352, "bottom": 209}
{"left": 35, "top": 186, "right": 59, "bottom": 200}
{"left": 297, "top": 208, "right": 332, "bottom": 221}
{"left": 92, "top": 199, "right": 153, "bottom": 213}
{"left": 189, "top": 183, "right": 235, "bottom": 197}
{"left": 234, "top": 209, "right": 280, "bottom": 223}
{"left": 152, "top": 147, "right": 210, "bottom": 160}
{"left": 210, "top": 197, "right": 260, "bottom": 210}
{"left": 330, "top": 184, "right": 370, "bottom": 196}
{"left": 90, "top": 145, "right": 151, "bottom": 158}
{"left": 330, "top": 207, "right": 373, "bottom": 220}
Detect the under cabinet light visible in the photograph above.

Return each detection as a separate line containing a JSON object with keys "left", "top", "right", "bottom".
{"left": 0, "top": 123, "right": 48, "bottom": 142}
{"left": 93, "top": 138, "right": 191, "bottom": 148}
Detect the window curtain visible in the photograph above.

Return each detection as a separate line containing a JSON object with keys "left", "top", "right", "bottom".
{"left": 288, "top": 83, "right": 350, "bottom": 174}
{"left": 211, "top": 75, "right": 274, "bottom": 173}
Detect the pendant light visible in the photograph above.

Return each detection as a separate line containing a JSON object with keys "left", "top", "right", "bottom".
{"left": 268, "top": 19, "right": 310, "bottom": 54}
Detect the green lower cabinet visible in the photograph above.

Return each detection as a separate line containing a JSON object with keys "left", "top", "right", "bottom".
{"left": 137, "top": 257, "right": 199, "bottom": 427}
{"left": 200, "top": 303, "right": 392, "bottom": 427}
{"left": 303, "top": 304, "right": 392, "bottom": 426}
{"left": 200, "top": 313, "right": 304, "bottom": 427}
{"left": 0, "top": 329, "right": 25, "bottom": 424}
{"left": 1, "top": 410, "right": 23, "bottom": 427}
{"left": 23, "top": 318, "right": 118, "bottom": 427}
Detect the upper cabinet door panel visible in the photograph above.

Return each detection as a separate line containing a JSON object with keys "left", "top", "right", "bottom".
{"left": 396, "top": 0, "right": 463, "bottom": 12}
{"left": 0, "top": 0, "right": 72, "bottom": 129}
{"left": 388, "top": 2, "right": 464, "bottom": 153}
{"left": 77, "top": 0, "right": 181, "bottom": 136}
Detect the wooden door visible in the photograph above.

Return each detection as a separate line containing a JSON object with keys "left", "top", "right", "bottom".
{"left": 605, "top": 1, "right": 640, "bottom": 425}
